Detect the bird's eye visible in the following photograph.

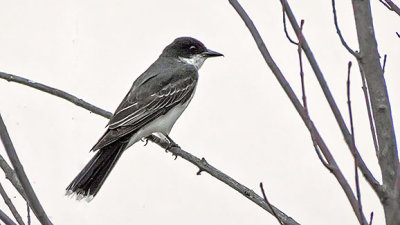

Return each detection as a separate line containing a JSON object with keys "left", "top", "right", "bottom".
{"left": 189, "top": 45, "right": 197, "bottom": 53}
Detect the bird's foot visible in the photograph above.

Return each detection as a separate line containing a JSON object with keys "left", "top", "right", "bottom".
{"left": 166, "top": 142, "right": 180, "bottom": 160}
{"left": 141, "top": 138, "right": 149, "bottom": 146}
{"left": 156, "top": 133, "right": 180, "bottom": 159}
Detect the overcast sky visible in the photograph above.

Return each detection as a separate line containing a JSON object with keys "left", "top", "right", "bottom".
{"left": 1, "top": 1, "right": 400, "bottom": 224}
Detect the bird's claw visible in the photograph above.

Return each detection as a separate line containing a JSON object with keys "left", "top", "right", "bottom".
{"left": 166, "top": 142, "right": 180, "bottom": 160}
{"left": 143, "top": 138, "right": 149, "bottom": 146}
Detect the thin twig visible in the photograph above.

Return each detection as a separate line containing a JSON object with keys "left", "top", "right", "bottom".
{"left": 0, "top": 114, "right": 53, "bottom": 225}
{"left": 0, "top": 182, "right": 25, "bottom": 225}
{"left": 311, "top": 140, "right": 331, "bottom": 170}
{"left": 297, "top": 20, "right": 331, "bottom": 170}
{"left": 298, "top": 20, "right": 306, "bottom": 110}
{"left": 27, "top": 203, "right": 30, "bottom": 225}
{"left": 229, "top": 0, "right": 367, "bottom": 223}
{"left": 0, "top": 72, "right": 112, "bottom": 119}
{"left": 397, "top": 32, "right": 400, "bottom": 38}
{"left": 280, "top": 0, "right": 381, "bottom": 198}
{"left": 260, "top": 183, "right": 283, "bottom": 225}
{"left": 359, "top": 67, "right": 379, "bottom": 157}
{"left": 332, "top": 0, "right": 360, "bottom": 58}
{"left": 379, "top": 0, "right": 392, "bottom": 10}
{"left": 347, "top": 61, "right": 365, "bottom": 225}
{"left": 280, "top": 0, "right": 297, "bottom": 45}
{"left": 369, "top": 212, "right": 374, "bottom": 225}
{"left": 380, "top": 0, "right": 400, "bottom": 16}
{"left": 0, "top": 208, "right": 17, "bottom": 225}
{"left": 382, "top": 54, "right": 387, "bottom": 76}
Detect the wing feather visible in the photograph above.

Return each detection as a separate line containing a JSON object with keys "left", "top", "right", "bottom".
{"left": 109, "top": 76, "right": 196, "bottom": 129}
{"left": 91, "top": 67, "right": 198, "bottom": 151}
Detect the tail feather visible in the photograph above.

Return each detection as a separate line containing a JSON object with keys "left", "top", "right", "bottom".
{"left": 66, "top": 141, "right": 127, "bottom": 201}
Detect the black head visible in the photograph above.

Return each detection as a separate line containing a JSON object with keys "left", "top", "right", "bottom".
{"left": 161, "top": 37, "right": 223, "bottom": 59}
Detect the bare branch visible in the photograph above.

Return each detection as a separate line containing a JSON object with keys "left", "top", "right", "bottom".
{"left": 331, "top": 0, "right": 360, "bottom": 58}
{"left": 260, "top": 183, "right": 283, "bottom": 225}
{"left": 312, "top": 140, "right": 332, "bottom": 170}
{"left": 387, "top": 0, "right": 400, "bottom": 16}
{"left": 382, "top": 54, "right": 387, "bottom": 76}
{"left": 397, "top": 32, "right": 400, "bottom": 38}
{"left": 298, "top": 20, "right": 306, "bottom": 109}
{"left": 297, "top": 20, "right": 332, "bottom": 171}
{"left": 0, "top": 154, "right": 27, "bottom": 200}
{"left": 352, "top": 1, "right": 399, "bottom": 222}
{"left": 279, "top": 0, "right": 297, "bottom": 45}
{"left": 0, "top": 182, "right": 25, "bottom": 225}
{"left": 369, "top": 212, "right": 374, "bottom": 225}
{"left": 379, "top": 0, "right": 400, "bottom": 16}
{"left": 27, "top": 203, "right": 30, "bottom": 225}
{"left": 228, "top": 1, "right": 367, "bottom": 223}
{"left": 147, "top": 135, "right": 299, "bottom": 225}
{"left": 347, "top": 61, "right": 365, "bottom": 225}
{"left": 353, "top": 0, "right": 398, "bottom": 188}
{"left": 280, "top": 0, "right": 382, "bottom": 198}
{"left": 0, "top": 72, "right": 112, "bottom": 119}
{"left": 359, "top": 67, "right": 379, "bottom": 157}
{"left": 0, "top": 114, "right": 53, "bottom": 225}
{"left": 379, "top": 0, "right": 392, "bottom": 10}
{"left": 0, "top": 208, "right": 17, "bottom": 225}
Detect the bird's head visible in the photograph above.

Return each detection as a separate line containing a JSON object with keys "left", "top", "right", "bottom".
{"left": 162, "top": 37, "right": 223, "bottom": 69}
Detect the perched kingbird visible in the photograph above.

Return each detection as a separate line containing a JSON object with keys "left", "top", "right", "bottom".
{"left": 66, "top": 37, "right": 223, "bottom": 201}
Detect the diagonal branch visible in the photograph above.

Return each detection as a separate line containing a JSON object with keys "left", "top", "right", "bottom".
{"left": 0, "top": 182, "right": 25, "bottom": 225}
{"left": 0, "top": 114, "right": 53, "bottom": 225}
{"left": 279, "top": 0, "right": 382, "bottom": 197}
{"left": 228, "top": 0, "right": 367, "bottom": 223}
{"left": 379, "top": 0, "right": 392, "bottom": 10}
{"left": 0, "top": 208, "right": 17, "bottom": 225}
{"left": 0, "top": 71, "right": 300, "bottom": 224}
{"left": 379, "top": 0, "right": 400, "bottom": 16}
{"left": 0, "top": 72, "right": 112, "bottom": 119}
{"left": 147, "top": 135, "right": 299, "bottom": 225}
{"left": 0, "top": 154, "right": 27, "bottom": 200}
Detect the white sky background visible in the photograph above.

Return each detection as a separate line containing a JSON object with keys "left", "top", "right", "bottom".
{"left": 0, "top": 0, "right": 399, "bottom": 224}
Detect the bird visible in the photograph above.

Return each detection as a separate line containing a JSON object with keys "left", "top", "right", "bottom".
{"left": 66, "top": 37, "right": 223, "bottom": 201}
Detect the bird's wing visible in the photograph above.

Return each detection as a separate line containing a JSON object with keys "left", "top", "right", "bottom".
{"left": 91, "top": 65, "right": 198, "bottom": 151}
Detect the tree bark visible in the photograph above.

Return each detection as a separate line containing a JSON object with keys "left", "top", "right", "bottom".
{"left": 352, "top": 0, "right": 399, "bottom": 224}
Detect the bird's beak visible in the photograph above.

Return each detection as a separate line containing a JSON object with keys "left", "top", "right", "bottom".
{"left": 203, "top": 49, "right": 224, "bottom": 58}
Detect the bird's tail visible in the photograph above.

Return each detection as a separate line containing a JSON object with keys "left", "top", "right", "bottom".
{"left": 66, "top": 141, "right": 127, "bottom": 201}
